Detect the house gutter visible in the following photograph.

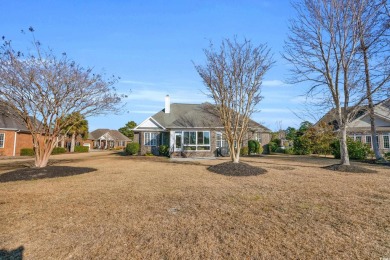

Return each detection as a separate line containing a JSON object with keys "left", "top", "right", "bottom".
{"left": 13, "top": 130, "right": 21, "bottom": 156}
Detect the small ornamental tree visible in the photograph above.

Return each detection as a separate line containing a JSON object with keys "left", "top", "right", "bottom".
{"left": 0, "top": 28, "right": 122, "bottom": 167}
{"left": 195, "top": 38, "right": 274, "bottom": 163}
{"left": 118, "top": 121, "right": 137, "bottom": 140}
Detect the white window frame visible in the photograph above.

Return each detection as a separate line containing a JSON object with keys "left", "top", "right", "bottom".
{"left": 0, "top": 133, "right": 4, "bottom": 148}
{"left": 383, "top": 134, "right": 390, "bottom": 149}
{"left": 182, "top": 131, "right": 210, "bottom": 151}
{"left": 144, "top": 132, "right": 158, "bottom": 146}
{"left": 354, "top": 134, "right": 362, "bottom": 142}
{"left": 216, "top": 132, "right": 228, "bottom": 148}
{"left": 365, "top": 135, "right": 372, "bottom": 147}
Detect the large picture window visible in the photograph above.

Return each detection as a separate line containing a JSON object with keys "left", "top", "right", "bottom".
{"left": 0, "top": 133, "right": 4, "bottom": 148}
{"left": 182, "top": 131, "right": 210, "bottom": 151}
{"left": 144, "top": 132, "right": 158, "bottom": 146}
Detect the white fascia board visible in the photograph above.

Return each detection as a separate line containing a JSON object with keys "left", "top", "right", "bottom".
{"left": 134, "top": 117, "right": 166, "bottom": 131}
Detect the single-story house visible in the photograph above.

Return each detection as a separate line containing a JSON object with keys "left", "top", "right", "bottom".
{"left": 0, "top": 109, "right": 34, "bottom": 156}
{"left": 133, "top": 95, "right": 272, "bottom": 157}
{"left": 317, "top": 99, "right": 390, "bottom": 154}
{"left": 86, "top": 129, "right": 131, "bottom": 149}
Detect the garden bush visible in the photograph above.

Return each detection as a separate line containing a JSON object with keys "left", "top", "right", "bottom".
{"left": 331, "top": 138, "right": 371, "bottom": 160}
{"left": 293, "top": 136, "right": 311, "bottom": 155}
{"left": 257, "top": 144, "right": 263, "bottom": 154}
{"left": 275, "top": 147, "right": 286, "bottom": 154}
{"left": 384, "top": 152, "right": 390, "bottom": 160}
{"left": 248, "top": 140, "right": 261, "bottom": 154}
{"left": 20, "top": 148, "right": 34, "bottom": 156}
{"left": 285, "top": 147, "right": 294, "bottom": 154}
{"left": 268, "top": 141, "right": 278, "bottom": 153}
{"left": 248, "top": 140, "right": 256, "bottom": 154}
{"left": 125, "top": 143, "right": 139, "bottom": 155}
{"left": 74, "top": 146, "right": 89, "bottom": 153}
{"left": 240, "top": 146, "right": 249, "bottom": 156}
{"left": 158, "top": 145, "right": 170, "bottom": 157}
{"left": 263, "top": 144, "right": 271, "bottom": 154}
{"left": 51, "top": 147, "right": 67, "bottom": 155}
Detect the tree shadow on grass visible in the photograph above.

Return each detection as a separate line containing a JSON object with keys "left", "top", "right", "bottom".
{"left": 322, "top": 164, "right": 377, "bottom": 173}
{"left": 0, "top": 246, "right": 24, "bottom": 260}
{"left": 208, "top": 162, "right": 267, "bottom": 176}
{"left": 0, "top": 166, "right": 97, "bottom": 183}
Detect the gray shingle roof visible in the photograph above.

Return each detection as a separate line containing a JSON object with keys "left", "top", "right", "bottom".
{"left": 0, "top": 108, "right": 29, "bottom": 131}
{"left": 151, "top": 103, "right": 271, "bottom": 132}
{"left": 88, "top": 129, "right": 130, "bottom": 141}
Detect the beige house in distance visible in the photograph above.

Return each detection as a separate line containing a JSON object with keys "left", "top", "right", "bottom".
{"left": 319, "top": 99, "right": 390, "bottom": 154}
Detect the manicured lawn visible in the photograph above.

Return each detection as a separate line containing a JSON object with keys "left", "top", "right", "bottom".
{"left": 0, "top": 152, "right": 389, "bottom": 259}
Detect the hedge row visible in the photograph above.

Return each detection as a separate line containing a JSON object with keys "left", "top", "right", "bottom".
{"left": 20, "top": 146, "right": 89, "bottom": 156}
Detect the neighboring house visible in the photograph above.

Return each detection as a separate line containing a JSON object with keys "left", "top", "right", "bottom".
{"left": 0, "top": 109, "right": 34, "bottom": 156}
{"left": 133, "top": 95, "right": 271, "bottom": 157}
{"left": 86, "top": 129, "right": 131, "bottom": 149}
{"left": 317, "top": 99, "right": 390, "bottom": 154}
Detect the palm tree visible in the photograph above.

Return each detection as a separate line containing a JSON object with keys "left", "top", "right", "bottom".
{"left": 63, "top": 112, "right": 89, "bottom": 152}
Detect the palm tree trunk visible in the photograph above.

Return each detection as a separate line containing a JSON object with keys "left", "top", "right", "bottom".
{"left": 70, "top": 132, "right": 76, "bottom": 153}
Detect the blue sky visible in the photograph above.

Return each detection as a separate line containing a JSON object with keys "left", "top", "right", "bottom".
{"left": 1, "top": 0, "right": 313, "bottom": 131}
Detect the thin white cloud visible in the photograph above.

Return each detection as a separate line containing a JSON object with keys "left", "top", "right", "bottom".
{"left": 263, "top": 80, "right": 290, "bottom": 87}
{"left": 125, "top": 88, "right": 211, "bottom": 104}
{"left": 120, "top": 80, "right": 156, "bottom": 86}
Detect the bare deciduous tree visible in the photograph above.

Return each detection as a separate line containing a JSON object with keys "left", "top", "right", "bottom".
{"left": 195, "top": 38, "right": 274, "bottom": 163}
{"left": 0, "top": 28, "right": 121, "bottom": 167}
{"left": 356, "top": 0, "right": 390, "bottom": 160}
{"left": 284, "top": 0, "right": 386, "bottom": 165}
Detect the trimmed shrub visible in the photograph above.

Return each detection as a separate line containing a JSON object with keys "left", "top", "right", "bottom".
{"left": 240, "top": 146, "right": 249, "bottom": 156}
{"left": 74, "top": 146, "right": 89, "bottom": 153}
{"left": 248, "top": 140, "right": 262, "bottom": 154}
{"left": 248, "top": 140, "right": 256, "bottom": 154}
{"left": 125, "top": 143, "right": 139, "bottom": 155}
{"left": 384, "top": 152, "right": 390, "bottom": 160}
{"left": 51, "top": 147, "right": 67, "bottom": 155}
{"left": 268, "top": 141, "right": 278, "bottom": 153}
{"left": 275, "top": 147, "right": 285, "bottom": 153}
{"left": 285, "top": 147, "right": 294, "bottom": 154}
{"left": 293, "top": 136, "right": 311, "bottom": 155}
{"left": 331, "top": 138, "right": 371, "bottom": 160}
{"left": 263, "top": 144, "right": 271, "bottom": 154}
{"left": 257, "top": 144, "right": 263, "bottom": 154}
{"left": 20, "top": 148, "right": 34, "bottom": 156}
{"left": 158, "top": 145, "right": 170, "bottom": 157}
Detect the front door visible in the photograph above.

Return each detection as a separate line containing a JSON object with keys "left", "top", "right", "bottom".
{"left": 175, "top": 132, "right": 182, "bottom": 151}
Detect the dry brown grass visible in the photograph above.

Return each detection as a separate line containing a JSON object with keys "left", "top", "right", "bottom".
{"left": 1, "top": 152, "right": 389, "bottom": 259}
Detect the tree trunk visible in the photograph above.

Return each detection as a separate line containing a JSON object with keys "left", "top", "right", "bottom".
{"left": 234, "top": 145, "right": 240, "bottom": 163}
{"left": 60, "top": 135, "right": 65, "bottom": 148}
{"left": 369, "top": 109, "right": 382, "bottom": 160}
{"left": 340, "top": 127, "right": 350, "bottom": 165}
{"left": 360, "top": 36, "right": 383, "bottom": 160}
{"left": 70, "top": 132, "right": 76, "bottom": 153}
{"left": 230, "top": 143, "right": 237, "bottom": 162}
{"left": 33, "top": 137, "right": 56, "bottom": 168}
